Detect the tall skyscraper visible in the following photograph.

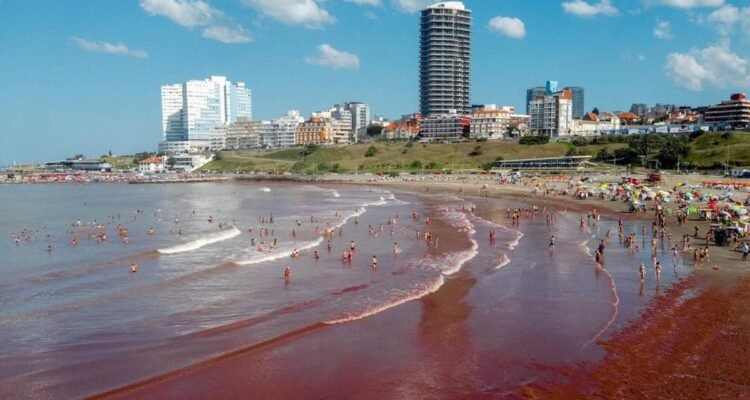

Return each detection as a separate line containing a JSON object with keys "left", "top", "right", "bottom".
{"left": 525, "top": 86, "right": 546, "bottom": 114}
{"left": 160, "top": 76, "right": 251, "bottom": 153}
{"left": 563, "top": 86, "right": 585, "bottom": 119}
{"left": 419, "top": 2, "right": 472, "bottom": 117}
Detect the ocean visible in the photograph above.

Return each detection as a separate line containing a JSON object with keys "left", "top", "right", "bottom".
{"left": 0, "top": 182, "right": 690, "bottom": 398}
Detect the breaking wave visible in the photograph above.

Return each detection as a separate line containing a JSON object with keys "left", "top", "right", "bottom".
{"left": 158, "top": 226, "right": 242, "bottom": 255}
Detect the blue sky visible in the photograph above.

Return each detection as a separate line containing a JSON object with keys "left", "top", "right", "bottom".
{"left": 1, "top": 0, "right": 749, "bottom": 163}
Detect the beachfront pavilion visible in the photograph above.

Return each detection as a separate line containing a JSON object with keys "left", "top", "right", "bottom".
{"left": 492, "top": 155, "right": 592, "bottom": 170}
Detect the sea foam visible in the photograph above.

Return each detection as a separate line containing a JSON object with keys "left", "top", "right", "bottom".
{"left": 158, "top": 226, "right": 242, "bottom": 255}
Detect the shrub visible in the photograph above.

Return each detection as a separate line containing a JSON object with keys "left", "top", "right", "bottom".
{"left": 365, "top": 145, "right": 378, "bottom": 157}
{"left": 519, "top": 136, "right": 550, "bottom": 145}
{"left": 468, "top": 145, "right": 483, "bottom": 157}
{"left": 411, "top": 160, "right": 422, "bottom": 169}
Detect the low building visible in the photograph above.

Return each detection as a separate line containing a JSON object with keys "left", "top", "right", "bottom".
{"left": 296, "top": 117, "right": 334, "bottom": 145}
{"left": 158, "top": 140, "right": 190, "bottom": 155}
{"left": 170, "top": 154, "right": 213, "bottom": 172}
{"left": 704, "top": 93, "right": 750, "bottom": 129}
{"left": 138, "top": 156, "right": 165, "bottom": 173}
{"left": 383, "top": 124, "right": 419, "bottom": 140}
{"left": 225, "top": 119, "right": 266, "bottom": 150}
{"left": 571, "top": 112, "right": 621, "bottom": 136}
{"left": 45, "top": 159, "right": 113, "bottom": 172}
{"left": 419, "top": 111, "right": 470, "bottom": 142}
{"left": 470, "top": 105, "right": 516, "bottom": 140}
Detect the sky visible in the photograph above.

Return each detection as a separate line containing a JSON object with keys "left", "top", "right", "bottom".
{"left": 1, "top": 0, "right": 749, "bottom": 163}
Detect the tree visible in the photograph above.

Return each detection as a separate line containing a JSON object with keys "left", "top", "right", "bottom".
{"left": 591, "top": 107, "right": 600, "bottom": 115}
{"left": 596, "top": 147, "right": 612, "bottom": 161}
{"left": 468, "top": 145, "right": 483, "bottom": 156}
{"left": 167, "top": 157, "right": 177, "bottom": 169}
{"left": 366, "top": 125, "right": 383, "bottom": 137}
{"left": 613, "top": 148, "right": 640, "bottom": 165}
{"left": 365, "top": 145, "right": 378, "bottom": 157}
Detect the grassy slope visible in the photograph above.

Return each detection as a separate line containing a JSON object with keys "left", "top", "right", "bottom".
{"left": 200, "top": 141, "right": 622, "bottom": 174}
{"left": 197, "top": 131, "right": 750, "bottom": 174}
{"left": 686, "top": 131, "right": 750, "bottom": 167}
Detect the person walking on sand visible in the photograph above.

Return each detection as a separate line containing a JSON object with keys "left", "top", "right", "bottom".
{"left": 742, "top": 242, "right": 749, "bottom": 261}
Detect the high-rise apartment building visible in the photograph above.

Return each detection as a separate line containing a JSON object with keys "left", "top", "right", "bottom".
{"left": 337, "top": 102, "right": 371, "bottom": 132}
{"left": 419, "top": 2, "right": 472, "bottom": 117}
{"left": 563, "top": 86, "right": 585, "bottom": 119}
{"left": 160, "top": 76, "right": 251, "bottom": 153}
{"left": 528, "top": 89, "right": 573, "bottom": 137}
{"left": 526, "top": 87, "right": 546, "bottom": 114}
{"left": 263, "top": 110, "right": 304, "bottom": 148}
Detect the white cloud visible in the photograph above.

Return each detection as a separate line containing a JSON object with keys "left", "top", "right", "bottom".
{"left": 664, "top": 41, "right": 750, "bottom": 91}
{"left": 562, "top": 0, "right": 619, "bottom": 18}
{"left": 139, "top": 0, "right": 217, "bottom": 28}
{"left": 243, "top": 0, "right": 334, "bottom": 28}
{"left": 141, "top": 0, "right": 251, "bottom": 44}
{"left": 392, "top": 0, "right": 431, "bottom": 13}
{"left": 707, "top": 5, "right": 750, "bottom": 37}
{"left": 305, "top": 44, "right": 360, "bottom": 70}
{"left": 202, "top": 26, "right": 252, "bottom": 43}
{"left": 71, "top": 37, "right": 148, "bottom": 58}
{"left": 653, "top": 19, "right": 674, "bottom": 39}
{"left": 652, "top": 0, "right": 723, "bottom": 9}
{"left": 488, "top": 16, "right": 526, "bottom": 39}
{"left": 345, "top": 0, "right": 381, "bottom": 5}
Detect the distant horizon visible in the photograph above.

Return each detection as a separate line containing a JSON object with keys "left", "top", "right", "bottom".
{"left": 2, "top": 0, "right": 749, "bottom": 162}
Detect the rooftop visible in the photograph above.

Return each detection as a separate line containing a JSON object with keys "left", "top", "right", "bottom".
{"left": 426, "top": 2, "right": 466, "bottom": 11}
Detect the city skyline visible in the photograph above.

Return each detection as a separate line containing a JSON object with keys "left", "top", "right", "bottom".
{"left": 2, "top": 0, "right": 750, "bottom": 162}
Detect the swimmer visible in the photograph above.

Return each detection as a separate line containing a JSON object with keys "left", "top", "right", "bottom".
{"left": 350, "top": 240, "right": 356, "bottom": 251}
{"left": 371, "top": 256, "right": 378, "bottom": 269}
{"left": 314, "top": 250, "right": 320, "bottom": 259}
{"left": 130, "top": 263, "right": 138, "bottom": 273}
{"left": 148, "top": 227, "right": 155, "bottom": 236}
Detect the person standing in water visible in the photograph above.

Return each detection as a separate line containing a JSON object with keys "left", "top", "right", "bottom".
{"left": 371, "top": 256, "right": 378, "bottom": 269}
{"left": 549, "top": 235, "right": 555, "bottom": 249}
{"left": 639, "top": 263, "right": 646, "bottom": 281}
{"left": 284, "top": 266, "right": 291, "bottom": 282}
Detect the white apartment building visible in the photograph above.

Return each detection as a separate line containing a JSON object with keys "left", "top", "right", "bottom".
{"left": 528, "top": 89, "right": 573, "bottom": 136}
{"left": 419, "top": 111, "right": 469, "bottom": 142}
{"left": 470, "top": 105, "right": 517, "bottom": 140}
{"left": 262, "top": 110, "right": 304, "bottom": 148}
{"left": 160, "top": 76, "right": 251, "bottom": 154}
{"left": 225, "top": 118, "right": 267, "bottom": 150}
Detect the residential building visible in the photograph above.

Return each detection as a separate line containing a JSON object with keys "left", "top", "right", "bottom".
{"left": 225, "top": 118, "right": 266, "bottom": 150}
{"left": 383, "top": 124, "right": 420, "bottom": 140}
{"left": 470, "top": 104, "right": 516, "bottom": 140}
{"left": 528, "top": 89, "right": 574, "bottom": 136}
{"left": 338, "top": 102, "right": 371, "bottom": 133}
{"left": 419, "top": 111, "right": 470, "bottom": 141}
{"left": 209, "top": 126, "right": 227, "bottom": 151}
{"left": 629, "top": 103, "right": 649, "bottom": 116}
{"left": 138, "top": 156, "right": 166, "bottom": 173}
{"left": 419, "top": 2, "right": 472, "bottom": 116}
{"left": 704, "top": 93, "right": 750, "bottom": 129}
{"left": 571, "top": 112, "right": 621, "bottom": 136}
{"left": 264, "top": 110, "right": 304, "bottom": 148}
{"left": 159, "top": 76, "right": 252, "bottom": 154}
{"left": 563, "top": 86, "right": 585, "bottom": 119}
{"left": 296, "top": 117, "right": 334, "bottom": 145}
{"left": 525, "top": 87, "right": 546, "bottom": 114}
